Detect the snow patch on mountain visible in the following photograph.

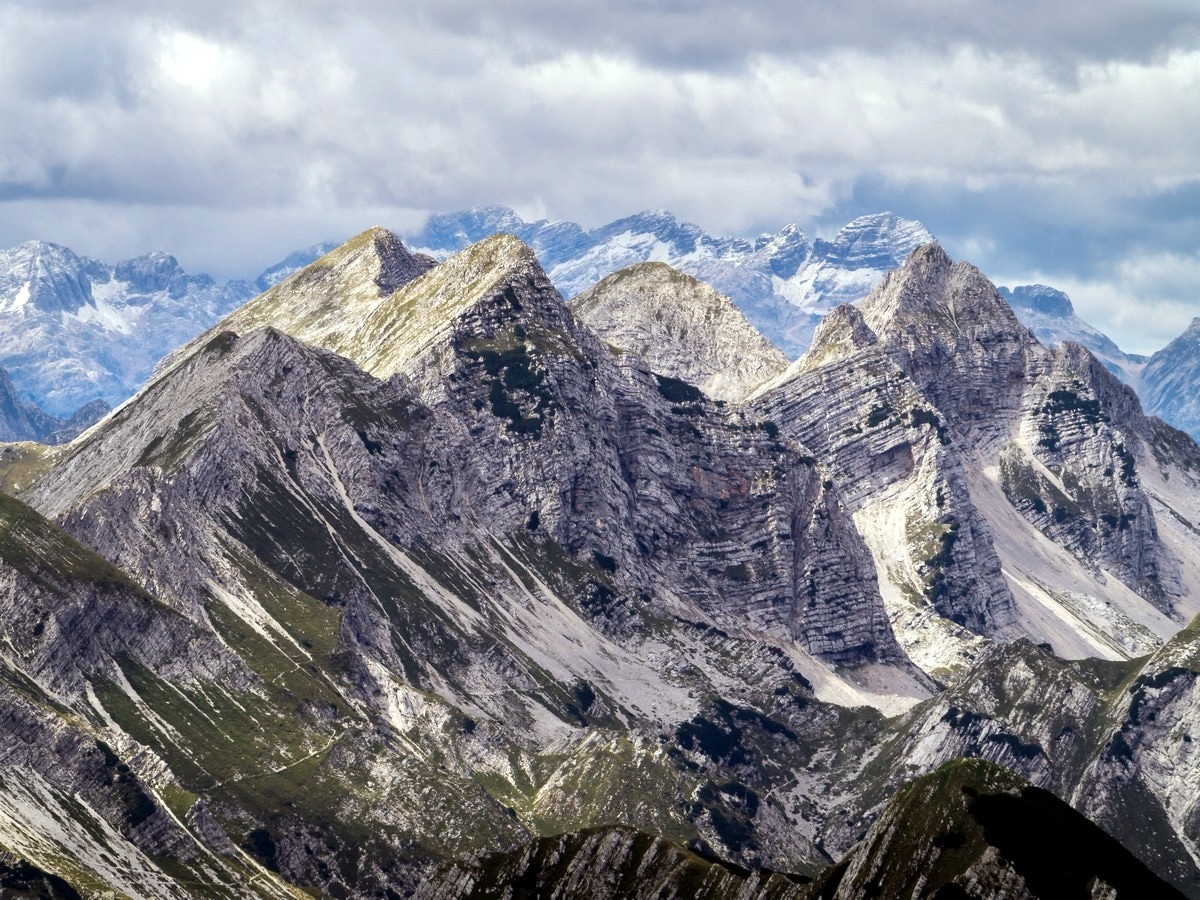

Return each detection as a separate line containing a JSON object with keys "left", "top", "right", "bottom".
{"left": 0, "top": 240, "right": 257, "bottom": 416}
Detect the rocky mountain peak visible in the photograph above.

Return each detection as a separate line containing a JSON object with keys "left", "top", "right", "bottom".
{"left": 1138, "top": 316, "right": 1200, "bottom": 440}
{"left": 808, "top": 303, "right": 878, "bottom": 357}
{"left": 858, "top": 245, "right": 1042, "bottom": 437}
{"left": 350, "top": 233, "right": 569, "bottom": 384}
{"left": 0, "top": 239, "right": 94, "bottom": 315}
{"left": 210, "top": 231, "right": 559, "bottom": 388}
{"left": 1001, "top": 283, "right": 1075, "bottom": 318}
{"left": 113, "top": 251, "right": 185, "bottom": 294}
{"left": 998, "top": 284, "right": 1143, "bottom": 384}
{"left": 823, "top": 212, "right": 936, "bottom": 270}
{"left": 416, "top": 205, "right": 539, "bottom": 252}
{"left": 213, "top": 226, "right": 436, "bottom": 364}
{"left": 569, "top": 261, "right": 788, "bottom": 402}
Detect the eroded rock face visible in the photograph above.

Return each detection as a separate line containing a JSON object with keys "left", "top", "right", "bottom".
{"left": 859, "top": 245, "right": 1045, "bottom": 452}
{"left": 9, "top": 229, "right": 1200, "bottom": 898}
{"left": 31, "top": 235, "right": 908, "bottom": 677}
{"left": 1005, "top": 344, "right": 1181, "bottom": 609}
{"left": 12, "top": 231, "right": 927, "bottom": 893}
{"left": 570, "top": 262, "right": 790, "bottom": 403}
{"left": 850, "top": 245, "right": 1191, "bottom": 636}
{"left": 817, "top": 625, "right": 1200, "bottom": 895}
{"left": 0, "top": 496, "right": 263, "bottom": 898}
{"left": 754, "top": 305, "right": 1016, "bottom": 663}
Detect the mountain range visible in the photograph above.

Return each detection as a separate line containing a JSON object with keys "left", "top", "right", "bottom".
{"left": 2, "top": 223, "right": 1200, "bottom": 896}
{"left": 5, "top": 207, "right": 1200, "bottom": 447}
{"left": 0, "top": 236, "right": 344, "bottom": 435}
{"left": 409, "top": 206, "right": 937, "bottom": 358}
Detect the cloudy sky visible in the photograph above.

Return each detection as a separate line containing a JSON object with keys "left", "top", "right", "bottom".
{"left": 1, "top": 0, "right": 1198, "bottom": 352}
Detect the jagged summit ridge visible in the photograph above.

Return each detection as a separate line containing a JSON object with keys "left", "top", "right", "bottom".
{"left": 1000, "top": 284, "right": 1145, "bottom": 384}
{"left": 8, "top": 223, "right": 1200, "bottom": 896}
{"left": 0, "top": 240, "right": 99, "bottom": 315}
{"left": 410, "top": 206, "right": 936, "bottom": 356}
{"left": 211, "top": 230, "right": 561, "bottom": 388}
{"left": 214, "top": 226, "right": 437, "bottom": 372}
{"left": 859, "top": 243, "right": 1043, "bottom": 441}
{"left": 757, "top": 241, "right": 1199, "bottom": 672}
{"left": 826, "top": 211, "right": 935, "bottom": 263}
{"left": 569, "top": 261, "right": 789, "bottom": 402}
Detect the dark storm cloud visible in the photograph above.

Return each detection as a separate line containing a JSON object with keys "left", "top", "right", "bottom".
{"left": 0, "top": 0, "right": 1198, "bottom": 350}
{"left": 413, "top": 0, "right": 1199, "bottom": 70}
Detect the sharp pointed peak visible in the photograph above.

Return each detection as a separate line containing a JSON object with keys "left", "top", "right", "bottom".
{"left": 811, "top": 303, "right": 878, "bottom": 351}
{"left": 861, "top": 242, "right": 1025, "bottom": 341}
{"left": 906, "top": 241, "right": 952, "bottom": 266}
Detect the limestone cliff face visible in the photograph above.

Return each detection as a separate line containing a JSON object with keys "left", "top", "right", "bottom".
{"left": 1006, "top": 342, "right": 1181, "bottom": 609}
{"left": 569, "top": 262, "right": 790, "bottom": 402}
{"left": 41, "top": 260, "right": 907, "bottom": 677}
{"left": 823, "top": 627, "right": 1200, "bottom": 894}
{"left": 14, "top": 231, "right": 924, "bottom": 892}
{"left": 753, "top": 305, "right": 1015, "bottom": 678}
{"left": 852, "top": 244, "right": 1193, "bottom": 649}
{"left": 0, "top": 495, "right": 269, "bottom": 899}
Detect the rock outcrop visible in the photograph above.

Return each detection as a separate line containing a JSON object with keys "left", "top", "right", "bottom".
{"left": 570, "top": 262, "right": 790, "bottom": 402}
{"left": 810, "top": 758, "right": 1184, "bottom": 899}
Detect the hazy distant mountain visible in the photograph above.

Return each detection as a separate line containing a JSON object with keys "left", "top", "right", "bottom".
{"left": 0, "top": 365, "right": 106, "bottom": 444}
{"left": 1141, "top": 317, "right": 1200, "bottom": 441}
{"left": 0, "top": 240, "right": 256, "bottom": 415}
{"left": 253, "top": 240, "right": 338, "bottom": 291}
{"left": 1000, "top": 284, "right": 1146, "bottom": 383}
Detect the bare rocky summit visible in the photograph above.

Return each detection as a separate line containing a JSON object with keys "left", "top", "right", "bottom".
{"left": 570, "top": 262, "right": 790, "bottom": 402}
